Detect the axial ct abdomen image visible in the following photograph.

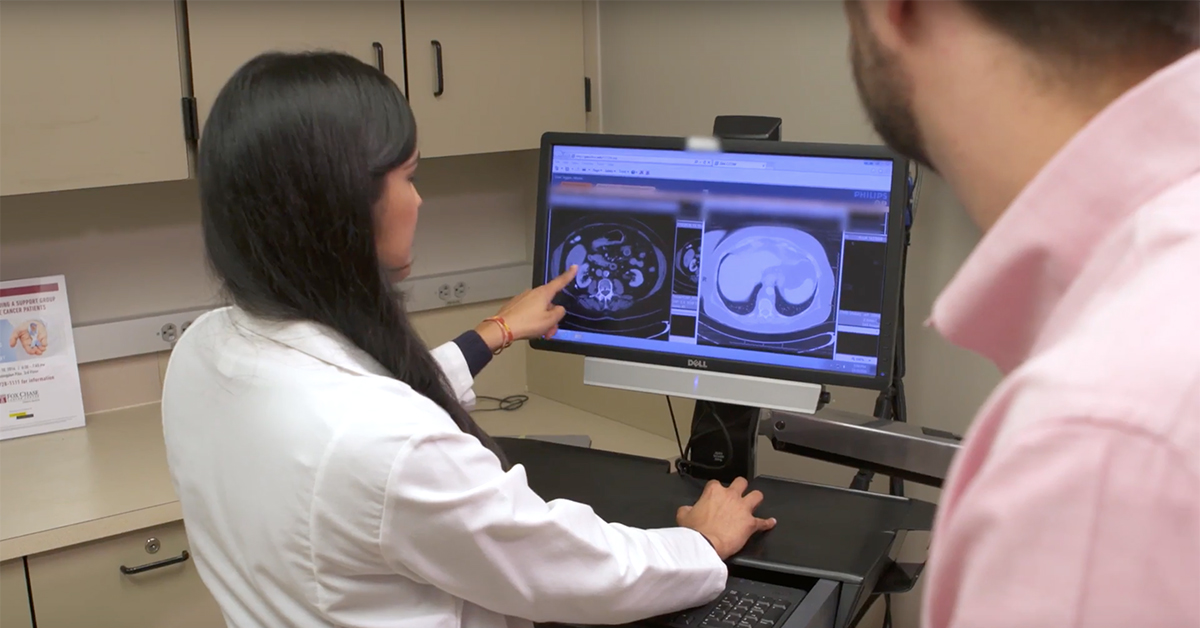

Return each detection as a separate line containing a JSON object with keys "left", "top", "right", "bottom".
{"left": 672, "top": 228, "right": 702, "bottom": 297}
{"left": 548, "top": 208, "right": 674, "bottom": 339}
{"left": 698, "top": 213, "right": 842, "bottom": 357}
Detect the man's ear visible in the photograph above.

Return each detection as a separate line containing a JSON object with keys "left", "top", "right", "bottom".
{"left": 865, "top": 0, "right": 920, "bottom": 49}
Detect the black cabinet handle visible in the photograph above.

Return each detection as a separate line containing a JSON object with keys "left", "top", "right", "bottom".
{"left": 372, "top": 41, "right": 385, "bottom": 73}
{"left": 120, "top": 550, "right": 190, "bottom": 575}
{"left": 432, "top": 40, "right": 444, "bottom": 96}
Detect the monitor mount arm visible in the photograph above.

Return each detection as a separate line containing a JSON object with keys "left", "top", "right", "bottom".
{"left": 759, "top": 403, "right": 962, "bottom": 488}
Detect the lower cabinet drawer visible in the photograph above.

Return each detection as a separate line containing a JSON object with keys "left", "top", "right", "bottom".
{"left": 27, "top": 521, "right": 226, "bottom": 628}
{"left": 1, "top": 559, "right": 33, "bottom": 628}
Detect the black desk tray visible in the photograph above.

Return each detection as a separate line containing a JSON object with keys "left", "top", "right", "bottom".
{"left": 499, "top": 437, "right": 934, "bottom": 628}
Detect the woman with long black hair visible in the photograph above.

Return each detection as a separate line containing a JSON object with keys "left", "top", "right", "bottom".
{"left": 163, "top": 51, "right": 773, "bottom": 628}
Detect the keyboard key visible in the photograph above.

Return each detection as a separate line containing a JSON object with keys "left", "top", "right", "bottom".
{"left": 668, "top": 584, "right": 795, "bottom": 628}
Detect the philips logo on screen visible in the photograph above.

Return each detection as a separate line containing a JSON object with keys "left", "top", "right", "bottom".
{"left": 687, "top": 359, "right": 709, "bottom": 369}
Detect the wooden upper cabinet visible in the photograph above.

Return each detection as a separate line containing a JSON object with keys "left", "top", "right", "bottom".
{"left": 0, "top": 1, "right": 190, "bottom": 196}
{"left": 403, "top": 1, "right": 587, "bottom": 158}
{"left": 186, "top": 1, "right": 405, "bottom": 133}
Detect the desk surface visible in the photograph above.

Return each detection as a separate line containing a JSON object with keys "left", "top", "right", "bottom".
{"left": 0, "top": 394, "right": 673, "bottom": 561}
{"left": 500, "top": 437, "right": 934, "bottom": 586}
{"left": 0, "top": 403, "right": 180, "bottom": 561}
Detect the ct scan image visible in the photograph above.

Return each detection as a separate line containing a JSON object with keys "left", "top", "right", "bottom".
{"left": 547, "top": 207, "right": 674, "bottom": 339}
{"left": 697, "top": 209, "right": 843, "bottom": 357}
{"left": 672, "top": 227, "right": 702, "bottom": 298}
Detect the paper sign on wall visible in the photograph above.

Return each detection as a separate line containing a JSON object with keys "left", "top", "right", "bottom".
{"left": 0, "top": 275, "right": 86, "bottom": 440}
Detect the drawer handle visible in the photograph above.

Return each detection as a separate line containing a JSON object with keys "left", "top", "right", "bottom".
{"left": 432, "top": 40, "right": 444, "bottom": 97}
{"left": 372, "top": 41, "right": 385, "bottom": 74}
{"left": 120, "top": 550, "right": 190, "bottom": 575}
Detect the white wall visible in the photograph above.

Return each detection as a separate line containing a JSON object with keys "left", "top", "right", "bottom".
{"left": 0, "top": 150, "right": 540, "bottom": 414}
{"left": 0, "top": 180, "right": 217, "bottom": 324}
{"left": 0, "top": 150, "right": 539, "bottom": 324}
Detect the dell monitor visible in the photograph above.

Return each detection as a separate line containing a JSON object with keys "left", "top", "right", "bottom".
{"left": 532, "top": 132, "right": 907, "bottom": 410}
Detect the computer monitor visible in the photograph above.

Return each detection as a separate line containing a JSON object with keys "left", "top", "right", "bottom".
{"left": 530, "top": 133, "right": 908, "bottom": 413}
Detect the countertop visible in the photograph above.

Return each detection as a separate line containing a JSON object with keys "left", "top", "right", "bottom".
{"left": 0, "top": 394, "right": 674, "bottom": 561}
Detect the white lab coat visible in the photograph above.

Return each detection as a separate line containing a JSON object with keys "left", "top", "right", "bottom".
{"left": 162, "top": 307, "right": 727, "bottom": 628}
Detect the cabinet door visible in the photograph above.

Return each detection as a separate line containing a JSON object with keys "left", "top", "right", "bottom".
{"left": 187, "top": 1, "right": 405, "bottom": 132}
{"left": 0, "top": 1, "right": 190, "bottom": 196}
{"left": 1, "top": 560, "right": 32, "bottom": 628}
{"left": 403, "top": 1, "right": 587, "bottom": 158}
{"left": 26, "top": 522, "right": 225, "bottom": 628}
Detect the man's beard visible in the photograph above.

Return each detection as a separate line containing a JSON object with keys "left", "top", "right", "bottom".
{"left": 848, "top": 13, "right": 936, "bottom": 171}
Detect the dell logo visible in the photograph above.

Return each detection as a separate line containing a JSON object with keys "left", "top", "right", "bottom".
{"left": 687, "top": 359, "right": 708, "bottom": 369}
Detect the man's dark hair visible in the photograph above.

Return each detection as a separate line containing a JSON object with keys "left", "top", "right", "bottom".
{"left": 963, "top": 1, "right": 1199, "bottom": 73}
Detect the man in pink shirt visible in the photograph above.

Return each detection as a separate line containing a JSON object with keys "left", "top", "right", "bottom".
{"left": 843, "top": 1, "right": 1200, "bottom": 626}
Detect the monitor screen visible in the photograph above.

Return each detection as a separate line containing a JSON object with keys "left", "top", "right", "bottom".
{"left": 531, "top": 134, "right": 907, "bottom": 390}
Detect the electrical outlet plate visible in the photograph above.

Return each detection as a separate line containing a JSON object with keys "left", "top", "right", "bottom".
{"left": 401, "top": 262, "right": 530, "bottom": 312}
{"left": 72, "top": 262, "right": 533, "bottom": 364}
{"left": 74, "top": 307, "right": 212, "bottom": 364}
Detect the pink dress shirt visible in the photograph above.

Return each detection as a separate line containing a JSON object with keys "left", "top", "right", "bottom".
{"left": 922, "top": 51, "right": 1200, "bottom": 628}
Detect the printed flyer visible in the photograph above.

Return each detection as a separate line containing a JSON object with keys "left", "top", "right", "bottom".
{"left": 0, "top": 275, "right": 85, "bottom": 440}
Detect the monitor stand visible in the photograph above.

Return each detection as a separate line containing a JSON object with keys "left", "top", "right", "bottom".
{"left": 682, "top": 113, "right": 790, "bottom": 484}
{"left": 684, "top": 400, "right": 761, "bottom": 483}
{"left": 581, "top": 358, "right": 827, "bottom": 483}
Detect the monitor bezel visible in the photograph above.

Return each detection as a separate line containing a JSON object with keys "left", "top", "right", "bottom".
{"left": 530, "top": 132, "right": 908, "bottom": 392}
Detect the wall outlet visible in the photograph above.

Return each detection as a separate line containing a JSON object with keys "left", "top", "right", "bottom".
{"left": 75, "top": 262, "right": 532, "bottom": 364}
{"left": 399, "top": 262, "right": 530, "bottom": 313}
{"left": 160, "top": 315, "right": 196, "bottom": 344}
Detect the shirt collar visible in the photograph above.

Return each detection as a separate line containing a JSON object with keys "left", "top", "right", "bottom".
{"left": 929, "top": 51, "right": 1200, "bottom": 373}
{"left": 228, "top": 307, "right": 390, "bottom": 378}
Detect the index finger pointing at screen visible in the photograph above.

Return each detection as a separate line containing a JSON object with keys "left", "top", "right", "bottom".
{"left": 544, "top": 265, "right": 578, "bottom": 293}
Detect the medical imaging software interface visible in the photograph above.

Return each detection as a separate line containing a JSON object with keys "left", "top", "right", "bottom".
{"left": 542, "top": 144, "right": 895, "bottom": 378}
